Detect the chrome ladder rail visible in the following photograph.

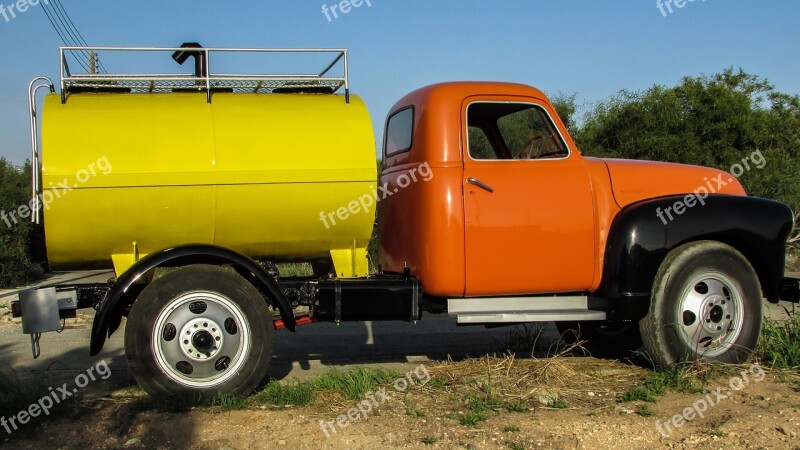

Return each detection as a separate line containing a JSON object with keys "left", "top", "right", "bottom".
{"left": 27, "top": 77, "right": 55, "bottom": 225}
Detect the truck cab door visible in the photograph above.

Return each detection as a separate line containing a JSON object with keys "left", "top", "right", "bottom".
{"left": 461, "top": 98, "right": 596, "bottom": 296}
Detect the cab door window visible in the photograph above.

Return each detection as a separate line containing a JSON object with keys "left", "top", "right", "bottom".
{"left": 467, "top": 102, "right": 568, "bottom": 160}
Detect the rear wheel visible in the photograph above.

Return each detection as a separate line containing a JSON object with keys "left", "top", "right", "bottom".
{"left": 125, "top": 265, "right": 274, "bottom": 397}
{"left": 640, "top": 241, "right": 762, "bottom": 369}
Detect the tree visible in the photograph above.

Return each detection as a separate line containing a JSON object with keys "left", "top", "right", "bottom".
{"left": 0, "top": 158, "right": 42, "bottom": 287}
{"left": 572, "top": 69, "right": 800, "bottom": 211}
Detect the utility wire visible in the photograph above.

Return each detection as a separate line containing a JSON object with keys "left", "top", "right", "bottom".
{"left": 51, "top": 0, "right": 107, "bottom": 73}
{"left": 41, "top": 3, "right": 91, "bottom": 70}
{"left": 47, "top": 2, "right": 97, "bottom": 72}
{"left": 40, "top": 1, "right": 106, "bottom": 74}
{"left": 40, "top": 3, "right": 90, "bottom": 73}
{"left": 51, "top": 0, "right": 88, "bottom": 45}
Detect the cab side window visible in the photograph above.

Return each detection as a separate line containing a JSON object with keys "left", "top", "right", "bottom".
{"left": 385, "top": 107, "right": 415, "bottom": 157}
{"left": 467, "top": 102, "right": 568, "bottom": 160}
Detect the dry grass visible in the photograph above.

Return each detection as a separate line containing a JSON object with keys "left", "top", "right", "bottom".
{"left": 425, "top": 349, "right": 646, "bottom": 410}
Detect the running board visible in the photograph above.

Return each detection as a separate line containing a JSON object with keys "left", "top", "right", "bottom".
{"left": 448, "top": 296, "right": 607, "bottom": 324}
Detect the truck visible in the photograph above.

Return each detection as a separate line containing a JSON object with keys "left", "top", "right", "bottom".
{"left": 13, "top": 44, "right": 799, "bottom": 397}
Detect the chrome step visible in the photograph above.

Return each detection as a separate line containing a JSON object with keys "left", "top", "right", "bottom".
{"left": 448, "top": 296, "right": 607, "bottom": 324}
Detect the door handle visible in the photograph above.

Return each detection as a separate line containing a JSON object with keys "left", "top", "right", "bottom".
{"left": 466, "top": 177, "right": 494, "bottom": 193}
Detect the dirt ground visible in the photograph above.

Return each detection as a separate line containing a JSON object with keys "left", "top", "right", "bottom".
{"left": 3, "top": 356, "right": 799, "bottom": 450}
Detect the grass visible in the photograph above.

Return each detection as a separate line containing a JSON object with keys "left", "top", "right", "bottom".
{"left": 621, "top": 363, "right": 702, "bottom": 403}
{"left": 459, "top": 409, "right": 489, "bottom": 426}
{"left": 506, "top": 442, "right": 525, "bottom": 450}
{"left": 251, "top": 381, "right": 315, "bottom": 408}
{"left": 504, "top": 425, "right": 520, "bottom": 433}
{"left": 249, "top": 367, "right": 400, "bottom": 408}
{"left": 275, "top": 263, "right": 314, "bottom": 278}
{"left": 448, "top": 391, "right": 505, "bottom": 427}
{"left": 406, "top": 407, "right": 426, "bottom": 418}
{"left": 636, "top": 404, "right": 655, "bottom": 417}
{"left": 548, "top": 398, "right": 568, "bottom": 409}
{"left": 311, "top": 367, "right": 398, "bottom": 401}
{"left": 132, "top": 366, "right": 402, "bottom": 412}
{"left": 759, "top": 310, "right": 800, "bottom": 371}
{"left": 421, "top": 437, "right": 438, "bottom": 445}
{"left": 506, "top": 402, "right": 527, "bottom": 413}
{"left": 426, "top": 377, "right": 448, "bottom": 389}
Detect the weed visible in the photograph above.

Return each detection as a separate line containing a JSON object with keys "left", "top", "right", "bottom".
{"left": 459, "top": 409, "right": 489, "bottom": 426}
{"left": 421, "top": 436, "right": 438, "bottom": 445}
{"left": 636, "top": 404, "right": 655, "bottom": 417}
{"left": 275, "top": 263, "right": 314, "bottom": 277}
{"left": 504, "top": 425, "right": 520, "bottom": 433}
{"left": 505, "top": 323, "right": 546, "bottom": 354}
{"left": 208, "top": 393, "right": 248, "bottom": 411}
{"left": 759, "top": 311, "right": 800, "bottom": 370}
{"left": 312, "top": 367, "right": 398, "bottom": 401}
{"left": 621, "top": 364, "right": 700, "bottom": 403}
{"left": 507, "top": 442, "right": 526, "bottom": 450}
{"left": 406, "top": 408, "right": 426, "bottom": 418}
{"left": 506, "top": 402, "right": 527, "bottom": 413}
{"left": 252, "top": 381, "right": 314, "bottom": 408}
{"left": 467, "top": 393, "right": 503, "bottom": 412}
{"left": 427, "top": 377, "right": 447, "bottom": 389}
{"left": 549, "top": 398, "right": 568, "bottom": 409}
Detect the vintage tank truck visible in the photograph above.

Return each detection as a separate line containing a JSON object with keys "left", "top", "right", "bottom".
{"left": 13, "top": 44, "right": 800, "bottom": 397}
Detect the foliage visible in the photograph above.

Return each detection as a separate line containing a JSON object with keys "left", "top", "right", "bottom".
{"left": 759, "top": 310, "right": 800, "bottom": 371}
{"left": 571, "top": 68, "right": 800, "bottom": 211}
{"left": 311, "top": 366, "right": 398, "bottom": 401}
{"left": 252, "top": 380, "right": 315, "bottom": 407}
{"left": 0, "top": 158, "right": 42, "bottom": 288}
{"left": 621, "top": 364, "right": 701, "bottom": 403}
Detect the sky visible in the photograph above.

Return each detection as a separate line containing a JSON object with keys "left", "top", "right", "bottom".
{"left": 0, "top": 0, "right": 798, "bottom": 164}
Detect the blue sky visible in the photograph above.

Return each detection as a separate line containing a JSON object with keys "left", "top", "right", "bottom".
{"left": 0, "top": 0, "right": 798, "bottom": 164}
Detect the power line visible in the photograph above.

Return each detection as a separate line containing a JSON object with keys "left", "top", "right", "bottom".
{"left": 51, "top": 0, "right": 88, "bottom": 46}
{"left": 40, "top": 1, "right": 106, "bottom": 73}
{"left": 52, "top": 0, "right": 106, "bottom": 73}
{"left": 47, "top": 1, "right": 100, "bottom": 72}
{"left": 40, "top": 3, "right": 90, "bottom": 73}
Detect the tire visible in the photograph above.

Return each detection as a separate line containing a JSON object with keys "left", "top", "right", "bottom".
{"left": 125, "top": 265, "right": 275, "bottom": 397}
{"left": 556, "top": 321, "right": 642, "bottom": 358}
{"left": 640, "top": 241, "right": 762, "bottom": 369}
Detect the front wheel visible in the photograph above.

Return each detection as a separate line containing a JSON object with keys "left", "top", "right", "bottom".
{"left": 125, "top": 265, "right": 275, "bottom": 397}
{"left": 640, "top": 241, "right": 762, "bottom": 369}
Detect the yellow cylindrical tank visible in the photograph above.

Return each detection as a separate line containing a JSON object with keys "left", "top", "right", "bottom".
{"left": 40, "top": 92, "right": 376, "bottom": 277}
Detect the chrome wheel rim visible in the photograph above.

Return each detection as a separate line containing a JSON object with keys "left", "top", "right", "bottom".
{"left": 151, "top": 291, "right": 251, "bottom": 388}
{"left": 676, "top": 272, "right": 744, "bottom": 358}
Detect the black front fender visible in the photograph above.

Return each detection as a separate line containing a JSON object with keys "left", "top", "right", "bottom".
{"left": 599, "top": 195, "right": 793, "bottom": 309}
{"left": 90, "top": 244, "right": 296, "bottom": 356}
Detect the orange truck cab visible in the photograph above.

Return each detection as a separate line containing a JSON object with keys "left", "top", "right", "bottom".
{"left": 15, "top": 48, "right": 798, "bottom": 398}
{"left": 379, "top": 81, "right": 794, "bottom": 366}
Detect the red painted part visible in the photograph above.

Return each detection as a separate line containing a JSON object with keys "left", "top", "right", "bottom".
{"left": 274, "top": 315, "right": 313, "bottom": 330}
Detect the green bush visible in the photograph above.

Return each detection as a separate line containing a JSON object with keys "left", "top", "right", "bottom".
{"left": 0, "top": 158, "right": 42, "bottom": 288}
{"left": 571, "top": 68, "right": 800, "bottom": 212}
